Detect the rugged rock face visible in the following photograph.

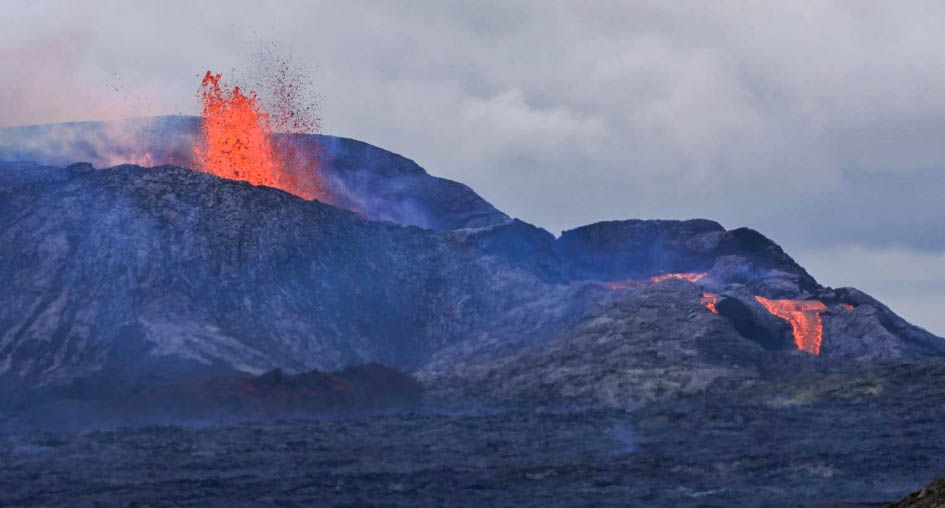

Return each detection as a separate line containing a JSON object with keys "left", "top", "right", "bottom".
{"left": 420, "top": 280, "right": 765, "bottom": 409}
{"left": 890, "top": 476, "right": 945, "bottom": 508}
{"left": 556, "top": 219, "right": 820, "bottom": 296}
{"left": 0, "top": 163, "right": 544, "bottom": 392}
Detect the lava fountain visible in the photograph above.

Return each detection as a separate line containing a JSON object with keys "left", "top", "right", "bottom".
{"left": 754, "top": 296, "right": 828, "bottom": 355}
{"left": 194, "top": 71, "right": 323, "bottom": 200}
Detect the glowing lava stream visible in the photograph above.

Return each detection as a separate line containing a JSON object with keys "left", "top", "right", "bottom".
{"left": 604, "top": 272, "right": 708, "bottom": 291}
{"left": 700, "top": 293, "right": 719, "bottom": 314}
{"left": 754, "top": 296, "right": 828, "bottom": 355}
{"left": 650, "top": 272, "right": 707, "bottom": 284}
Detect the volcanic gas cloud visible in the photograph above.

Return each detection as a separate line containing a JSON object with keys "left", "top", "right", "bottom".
{"left": 195, "top": 71, "right": 323, "bottom": 201}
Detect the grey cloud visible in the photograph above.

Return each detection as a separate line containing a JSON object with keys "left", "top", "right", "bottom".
{"left": 796, "top": 246, "right": 945, "bottom": 336}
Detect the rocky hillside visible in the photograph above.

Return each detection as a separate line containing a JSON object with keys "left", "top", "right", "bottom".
{"left": 0, "top": 120, "right": 943, "bottom": 410}
{"left": 0, "top": 163, "right": 566, "bottom": 394}
{"left": 891, "top": 476, "right": 945, "bottom": 508}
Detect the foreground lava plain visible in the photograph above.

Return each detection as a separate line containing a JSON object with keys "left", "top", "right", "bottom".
{"left": 3, "top": 359, "right": 944, "bottom": 508}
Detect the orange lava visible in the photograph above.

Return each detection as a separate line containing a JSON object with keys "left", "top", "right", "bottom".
{"left": 700, "top": 293, "right": 719, "bottom": 314}
{"left": 841, "top": 303, "right": 855, "bottom": 311}
{"left": 754, "top": 296, "right": 828, "bottom": 355}
{"left": 650, "top": 272, "right": 707, "bottom": 284}
{"left": 606, "top": 281, "right": 632, "bottom": 290}
{"left": 195, "top": 71, "right": 322, "bottom": 200}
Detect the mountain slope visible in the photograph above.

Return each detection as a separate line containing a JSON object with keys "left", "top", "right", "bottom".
{"left": 0, "top": 121, "right": 942, "bottom": 407}
{"left": 0, "top": 163, "right": 550, "bottom": 392}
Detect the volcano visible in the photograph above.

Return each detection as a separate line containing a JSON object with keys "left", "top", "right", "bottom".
{"left": 1, "top": 117, "right": 942, "bottom": 410}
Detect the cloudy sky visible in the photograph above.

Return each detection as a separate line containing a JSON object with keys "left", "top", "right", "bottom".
{"left": 3, "top": 1, "right": 944, "bottom": 334}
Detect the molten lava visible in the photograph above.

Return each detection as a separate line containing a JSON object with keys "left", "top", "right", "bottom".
{"left": 700, "top": 293, "right": 719, "bottom": 314}
{"left": 754, "top": 296, "right": 828, "bottom": 355}
{"left": 195, "top": 71, "right": 322, "bottom": 200}
{"left": 841, "top": 303, "right": 855, "bottom": 311}
{"left": 650, "top": 272, "right": 707, "bottom": 284}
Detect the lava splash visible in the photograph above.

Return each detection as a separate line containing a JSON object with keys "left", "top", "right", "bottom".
{"left": 195, "top": 71, "right": 322, "bottom": 200}
{"left": 755, "top": 296, "right": 828, "bottom": 355}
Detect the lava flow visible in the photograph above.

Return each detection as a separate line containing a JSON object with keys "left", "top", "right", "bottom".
{"left": 650, "top": 272, "right": 707, "bottom": 284}
{"left": 700, "top": 293, "right": 719, "bottom": 314}
{"left": 194, "top": 71, "right": 322, "bottom": 200}
{"left": 754, "top": 296, "right": 828, "bottom": 355}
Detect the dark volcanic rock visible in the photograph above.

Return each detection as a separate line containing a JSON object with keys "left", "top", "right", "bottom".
{"left": 459, "top": 219, "right": 564, "bottom": 282}
{"left": 557, "top": 218, "right": 820, "bottom": 296}
{"left": 890, "top": 476, "right": 945, "bottom": 508}
{"left": 421, "top": 280, "right": 767, "bottom": 409}
{"left": 4, "top": 360, "right": 945, "bottom": 507}
{"left": 171, "top": 363, "right": 423, "bottom": 419}
{"left": 0, "top": 164, "right": 543, "bottom": 393}
{"left": 556, "top": 219, "right": 727, "bottom": 281}
{"left": 4, "top": 363, "right": 422, "bottom": 429}
{"left": 714, "top": 288, "right": 794, "bottom": 351}
{"left": 819, "top": 287, "right": 945, "bottom": 360}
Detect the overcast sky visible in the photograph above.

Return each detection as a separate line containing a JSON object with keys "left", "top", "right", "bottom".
{"left": 3, "top": 0, "right": 944, "bottom": 335}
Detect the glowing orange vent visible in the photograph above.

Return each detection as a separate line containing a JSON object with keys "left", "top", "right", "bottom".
{"left": 650, "top": 272, "right": 707, "bottom": 284}
{"left": 754, "top": 296, "right": 828, "bottom": 355}
{"left": 700, "top": 293, "right": 719, "bottom": 314}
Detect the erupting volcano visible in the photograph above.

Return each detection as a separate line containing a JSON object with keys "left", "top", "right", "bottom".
{"left": 195, "top": 71, "right": 323, "bottom": 200}
{"left": 754, "top": 296, "right": 828, "bottom": 355}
